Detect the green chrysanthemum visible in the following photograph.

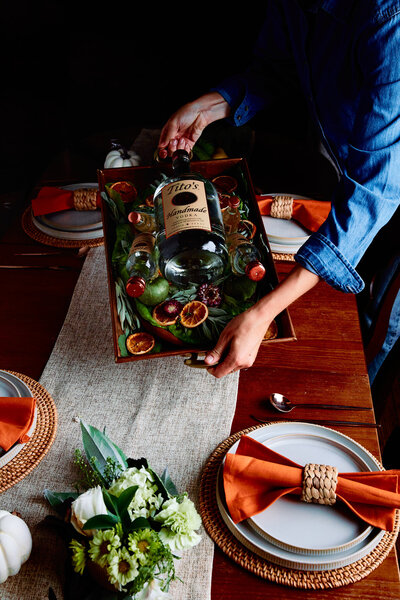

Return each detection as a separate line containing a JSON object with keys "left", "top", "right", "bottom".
{"left": 88, "top": 528, "right": 121, "bottom": 568}
{"left": 107, "top": 547, "right": 139, "bottom": 589}
{"left": 127, "top": 528, "right": 162, "bottom": 566}
{"left": 154, "top": 495, "right": 202, "bottom": 552}
{"left": 70, "top": 539, "right": 86, "bottom": 575}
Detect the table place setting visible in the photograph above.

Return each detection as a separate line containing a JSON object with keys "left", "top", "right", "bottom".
{"left": 22, "top": 183, "right": 105, "bottom": 248}
{"left": 200, "top": 421, "right": 400, "bottom": 589}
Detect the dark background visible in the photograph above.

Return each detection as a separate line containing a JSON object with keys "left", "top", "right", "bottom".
{"left": 0, "top": 2, "right": 267, "bottom": 201}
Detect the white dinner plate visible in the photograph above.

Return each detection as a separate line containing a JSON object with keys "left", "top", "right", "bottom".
{"left": 260, "top": 192, "right": 312, "bottom": 252}
{"left": 32, "top": 183, "right": 103, "bottom": 240}
{"left": 216, "top": 422, "right": 385, "bottom": 570}
{"left": 0, "top": 370, "right": 37, "bottom": 467}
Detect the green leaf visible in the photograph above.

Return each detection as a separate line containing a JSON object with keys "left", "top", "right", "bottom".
{"left": 83, "top": 513, "right": 119, "bottom": 531}
{"left": 80, "top": 420, "right": 128, "bottom": 481}
{"left": 115, "top": 485, "right": 139, "bottom": 517}
{"left": 127, "top": 516, "right": 152, "bottom": 532}
{"left": 44, "top": 489, "right": 79, "bottom": 507}
{"left": 102, "top": 489, "right": 119, "bottom": 515}
{"left": 118, "top": 333, "right": 130, "bottom": 357}
{"left": 160, "top": 467, "right": 179, "bottom": 497}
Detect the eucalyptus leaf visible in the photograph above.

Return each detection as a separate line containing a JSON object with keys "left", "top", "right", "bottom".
{"left": 83, "top": 512, "right": 119, "bottom": 531}
{"left": 80, "top": 420, "right": 128, "bottom": 481}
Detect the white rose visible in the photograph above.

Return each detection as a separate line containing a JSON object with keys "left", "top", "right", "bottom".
{"left": 133, "top": 579, "right": 172, "bottom": 600}
{"left": 71, "top": 486, "right": 108, "bottom": 536}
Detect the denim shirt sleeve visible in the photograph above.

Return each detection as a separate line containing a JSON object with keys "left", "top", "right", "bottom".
{"left": 296, "top": 13, "right": 400, "bottom": 293}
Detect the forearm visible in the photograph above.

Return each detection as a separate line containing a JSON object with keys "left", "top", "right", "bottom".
{"left": 253, "top": 264, "right": 321, "bottom": 324}
{"left": 188, "top": 92, "right": 231, "bottom": 126}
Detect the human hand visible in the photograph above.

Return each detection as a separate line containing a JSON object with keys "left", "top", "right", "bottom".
{"left": 204, "top": 305, "right": 271, "bottom": 378}
{"left": 158, "top": 92, "right": 230, "bottom": 159}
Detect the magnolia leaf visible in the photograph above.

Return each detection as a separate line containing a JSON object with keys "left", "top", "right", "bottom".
{"left": 102, "top": 489, "right": 119, "bottom": 515}
{"left": 80, "top": 420, "right": 128, "bottom": 480}
{"left": 83, "top": 512, "right": 119, "bottom": 531}
{"left": 114, "top": 485, "right": 139, "bottom": 517}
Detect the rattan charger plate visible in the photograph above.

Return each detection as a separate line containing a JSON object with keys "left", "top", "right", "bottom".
{"left": 0, "top": 371, "right": 58, "bottom": 493}
{"left": 272, "top": 252, "right": 295, "bottom": 262}
{"left": 199, "top": 422, "right": 400, "bottom": 589}
{"left": 22, "top": 206, "right": 104, "bottom": 248}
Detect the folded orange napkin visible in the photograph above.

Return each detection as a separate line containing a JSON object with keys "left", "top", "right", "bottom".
{"left": 32, "top": 186, "right": 101, "bottom": 216}
{"left": 256, "top": 194, "right": 331, "bottom": 232}
{"left": 223, "top": 435, "right": 400, "bottom": 531}
{"left": 0, "top": 397, "right": 36, "bottom": 451}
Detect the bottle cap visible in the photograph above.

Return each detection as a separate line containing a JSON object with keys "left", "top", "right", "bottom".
{"left": 128, "top": 211, "right": 141, "bottom": 225}
{"left": 229, "top": 196, "right": 240, "bottom": 208}
{"left": 245, "top": 261, "right": 266, "bottom": 282}
{"left": 126, "top": 276, "right": 146, "bottom": 297}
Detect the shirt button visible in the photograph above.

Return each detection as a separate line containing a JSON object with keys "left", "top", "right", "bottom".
{"left": 244, "top": 105, "right": 249, "bottom": 111}
{"left": 237, "top": 115, "right": 242, "bottom": 121}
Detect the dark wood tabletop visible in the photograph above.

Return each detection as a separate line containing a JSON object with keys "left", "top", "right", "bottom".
{"left": 1, "top": 155, "right": 399, "bottom": 599}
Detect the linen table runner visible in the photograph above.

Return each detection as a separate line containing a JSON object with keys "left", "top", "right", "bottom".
{"left": 1, "top": 246, "right": 239, "bottom": 599}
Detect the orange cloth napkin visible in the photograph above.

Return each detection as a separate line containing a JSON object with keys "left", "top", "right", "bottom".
{"left": 223, "top": 435, "right": 400, "bottom": 531}
{"left": 256, "top": 194, "right": 331, "bottom": 232}
{"left": 0, "top": 397, "right": 36, "bottom": 451}
{"left": 31, "top": 187, "right": 101, "bottom": 216}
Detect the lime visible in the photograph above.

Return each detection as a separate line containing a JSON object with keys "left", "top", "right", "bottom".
{"left": 224, "top": 275, "right": 257, "bottom": 301}
{"left": 138, "top": 276, "right": 170, "bottom": 306}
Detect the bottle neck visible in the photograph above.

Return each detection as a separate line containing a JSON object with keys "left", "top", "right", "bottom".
{"left": 172, "top": 149, "right": 191, "bottom": 176}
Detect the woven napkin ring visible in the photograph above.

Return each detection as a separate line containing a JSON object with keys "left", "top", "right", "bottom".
{"left": 73, "top": 188, "right": 98, "bottom": 211}
{"left": 270, "top": 195, "right": 294, "bottom": 220}
{"left": 300, "top": 463, "right": 338, "bottom": 506}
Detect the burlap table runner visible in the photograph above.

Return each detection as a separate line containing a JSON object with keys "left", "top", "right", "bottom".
{"left": 1, "top": 246, "right": 239, "bottom": 599}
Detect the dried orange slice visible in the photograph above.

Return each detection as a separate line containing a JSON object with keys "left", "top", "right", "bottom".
{"left": 126, "top": 332, "right": 155, "bottom": 355}
{"left": 212, "top": 175, "right": 238, "bottom": 195}
{"left": 108, "top": 181, "right": 138, "bottom": 203}
{"left": 218, "top": 193, "right": 231, "bottom": 211}
{"left": 263, "top": 320, "right": 278, "bottom": 340}
{"left": 237, "top": 219, "right": 257, "bottom": 240}
{"left": 152, "top": 302, "right": 178, "bottom": 326}
{"left": 180, "top": 301, "right": 209, "bottom": 328}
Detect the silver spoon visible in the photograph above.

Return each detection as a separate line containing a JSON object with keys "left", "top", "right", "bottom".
{"left": 269, "top": 393, "right": 371, "bottom": 413}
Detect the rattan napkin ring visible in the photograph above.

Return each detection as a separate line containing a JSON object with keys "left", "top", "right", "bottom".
{"left": 73, "top": 188, "right": 98, "bottom": 211}
{"left": 300, "top": 463, "right": 338, "bottom": 506}
{"left": 270, "top": 195, "right": 294, "bottom": 220}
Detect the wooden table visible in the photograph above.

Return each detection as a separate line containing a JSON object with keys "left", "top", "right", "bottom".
{"left": 1, "top": 173, "right": 399, "bottom": 599}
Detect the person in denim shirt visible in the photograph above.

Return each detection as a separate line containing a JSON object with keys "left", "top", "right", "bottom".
{"left": 158, "top": 0, "right": 400, "bottom": 379}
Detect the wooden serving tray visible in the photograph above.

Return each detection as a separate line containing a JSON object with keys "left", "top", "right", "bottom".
{"left": 97, "top": 158, "right": 296, "bottom": 364}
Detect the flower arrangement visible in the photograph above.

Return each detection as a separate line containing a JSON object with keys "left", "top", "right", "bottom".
{"left": 44, "top": 420, "right": 202, "bottom": 599}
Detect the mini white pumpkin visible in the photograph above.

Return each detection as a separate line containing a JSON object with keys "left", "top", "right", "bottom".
{"left": 104, "top": 140, "right": 140, "bottom": 168}
{"left": 0, "top": 510, "right": 32, "bottom": 584}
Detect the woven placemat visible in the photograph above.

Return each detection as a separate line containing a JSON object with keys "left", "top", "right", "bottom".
{"left": 21, "top": 207, "right": 104, "bottom": 248}
{"left": 199, "top": 422, "right": 400, "bottom": 589}
{"left": 0, "top": 371, "right": 58, "bottom": 493}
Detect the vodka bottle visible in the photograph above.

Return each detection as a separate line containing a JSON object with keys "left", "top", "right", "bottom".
{"left": 125, "top": 233, "right": 159, "bottom": 297}
{"left": 128, "top": 210, "right": 156, "bottom": 234}
{"left": 227, "top": 232, "right": 266, "bottom": 281}
{"left": 223, "top": 195, "right": 241, "bottom": 235}
{"left": 153, "top": 150, "right": 229, "bottom": 287}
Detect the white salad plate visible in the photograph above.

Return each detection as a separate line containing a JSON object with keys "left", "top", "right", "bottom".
{"left": 260, "top": 192, "right": 312, "bottom": 253}
{"left": 216, "top": 422, "right": 385, "bottom": 570}
{"left": 32, "top": 183, "right": 103, "bottom": 240}
{"left": 0, "top": 370, "right": 37, "bottom": 468}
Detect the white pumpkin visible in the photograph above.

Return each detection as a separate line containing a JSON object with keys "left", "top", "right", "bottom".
{"left": 0, "top": 510, "right": 32, "bottom": 584}
{"left": 104, "top": 141, "right": 140, "bottom": 168}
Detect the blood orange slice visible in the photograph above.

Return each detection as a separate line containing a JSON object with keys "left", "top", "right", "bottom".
{"left": 180, "top": 301, "right": 208, "bottom": 328}
{"left": 126, "top": 332, "right": 155, "bottom": 354}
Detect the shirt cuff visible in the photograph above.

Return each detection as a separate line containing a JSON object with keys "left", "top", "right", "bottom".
{"left": 294, "top": 232, "right": 365, "bottom": 293}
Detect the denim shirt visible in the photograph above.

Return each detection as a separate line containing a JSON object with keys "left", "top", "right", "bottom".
{"left": 212, "top": 0, "right": 400, "bottom": 293}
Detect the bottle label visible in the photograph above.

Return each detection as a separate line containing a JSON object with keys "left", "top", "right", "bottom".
{"left": 128, "top": 233, "right": 155, "bottom": 256}
{"left": 161, "top": 179, "right": 211, "bottom": 238}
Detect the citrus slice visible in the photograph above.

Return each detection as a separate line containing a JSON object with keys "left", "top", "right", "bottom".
{"left": 126, "top": 332, "right": 155, "bottom": 355}
{"left": 108, "top": 181, "right": 138, "bottom": 203}
{"left": 212, "top": 175, "right": 238, "bottom": 195}
{"left": 152, "top": 302, "right": 178, "bottom": 326}
{"left": 263, "top": 320, "right": 278, "bottom": 340}
{"left": 237, "top": 219, "right": 257, "bottom": 240}
{"left": 218, "top": 193, "right": 231, "bottom": 211}
{"left": 180, "top": 300, "right": 209, "bottom": 328}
